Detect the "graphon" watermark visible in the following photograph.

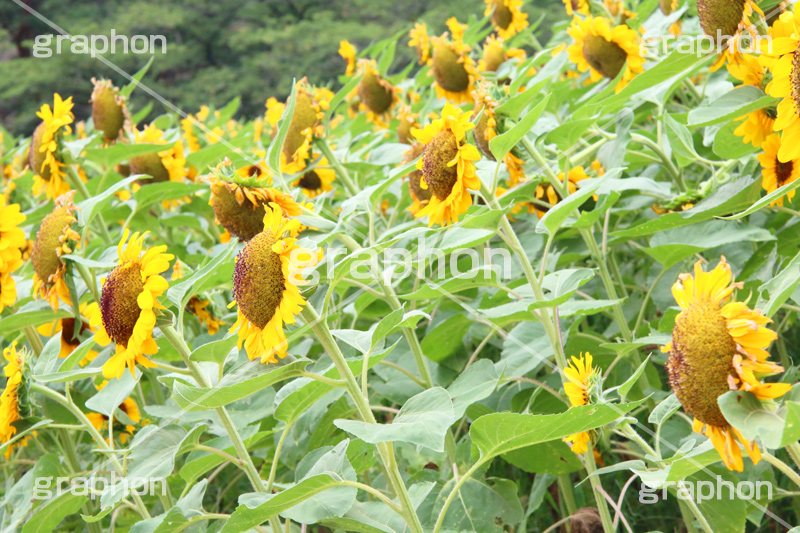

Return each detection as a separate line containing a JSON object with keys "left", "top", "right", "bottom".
{"left": 34, "top": 473, "right": 167, "bottom": 500}
{"left": 639, "top": 477, "right": 773, "bottom": 504}
{"left": 33, "top": 31, "right": 167, "bottom": 58}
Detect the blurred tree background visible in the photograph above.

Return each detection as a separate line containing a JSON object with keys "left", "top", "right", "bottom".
{"left": 0, "top": 0, "right": 560, "bottom": 136}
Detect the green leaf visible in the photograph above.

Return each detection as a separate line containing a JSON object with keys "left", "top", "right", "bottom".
{"left": 447, "top": 359, "right": 499, "bottom": 419}
{"left": 268, "top": 78, "right": 296, "bottom": 176}
{"left": 85, "top": 371, "right": 139, "bottom": 418}
{"left": 648, "top": 394, "right": 682, "bottom": 426}
{"left": 173, "top": 359, "right": 311, "bottom": 411}
{"left": 664, "top": 114, "right": 698, "bottom": 168}
{"left": 615, "top": 355, "right": 650, "bottom": 402}
{"left": 757, "top": 250, "right": 800, "bottom": 317}
{"left": 22, "top": 490, "right": 87, "bottom": 533}
{"left": 83, "top": 143, "right": 169, "bottom": 168}
{"left": 0, "top": 306, "right": 71, "bottom": 337}
{"left": 721, "top": 177, "right": 800, "bottom": 220}
{"left": 420, "top": 314, "right": 472, "bottom": 362}
{"left": 718, "top": 390, "right": 800, "bottom": 448}
{"left": 335, "top": 387, "right": 457, "bottom": 452}
{"left": 433, "top": 477, "right": 524, "bottom": 531}
{"left": 399, "top": 266, "right": 500, "bottom": 300}
{"left": 488, "top": 94, "right": 550, "bottom": 160}
{"left": 502, "top": 441, "right": 583, "bottom": 475}
{"left": 470, "top": 402, "right": 642, "bottom": 464}
{"left": 166, "top": 240, "right": 237, "bottom": 311}
{"left": 120, "top": 56, "right": 154, "bottom": 98}
{"left": 712, "top": 121, "right": 759, "bottom": 159}
{"left": 77, "top": 175, "right": 140, "bottom": 240}
{"left": 546, "top": 118, "right": 597, "bottom": 150}
{"left": 133, "top": 181, "right": 205, "bottom": 211}
{"left": 528, "top": 268, "right": 596, "bottom": 310}
{"left": 688, "top": 85, "right": 778, "bottom": 127}
{"left": 536, "top": 173, "right": 609, "bottom": 236}
{"left": 189, "top": 335, "right": 239, "bottom": 364}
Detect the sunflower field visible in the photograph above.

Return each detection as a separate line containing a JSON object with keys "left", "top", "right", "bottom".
{"left": 3, "top": 0, "right": 800, "bottom": 531}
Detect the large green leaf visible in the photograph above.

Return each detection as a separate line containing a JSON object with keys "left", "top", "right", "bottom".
{"left": 488, "top": 95, "right": 550, "bottom": 160}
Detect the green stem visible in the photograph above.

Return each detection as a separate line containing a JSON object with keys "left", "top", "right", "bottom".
{"left": 266, "top": 423, "right": 291, "bottom": 493}
{"left": 583, "top": 448, "right": 615, "bottom": 533}
{"left": 24, "top": 326, "right": 44, "bottom": 356}
{"left": 160, "top": 325, "right": 265, "bottom": 493}
{"left": 317, "top": 138, "right": 359, "bottom": 195}
{"left": 67, "top": 167, "right": 113, "bottom": 244}
{"left": 58, "top": 429, "right": 102, "bottom": 533}
{"left": 678, "top": 480, "right": 713, "bottom": 533}
{"left": 763, "top": 450, "right": 800, "bottom": 490}
{"left": 75, "top": 262, "right": 101, "bottom": 304}
{"left": 557, "top": 474, "right": 578, "bottom": 520}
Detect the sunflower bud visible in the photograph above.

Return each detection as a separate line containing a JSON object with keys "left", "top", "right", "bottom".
{"left": 697, "top": 0, "right": 746, "bottom": 44}
{"left": 232, "top": 230, "right": 285, "bottom": 329}
{"left": 432, "top": 43, "right": 471, "bottom": 94}
{"left": 422, "top": 130, "right": 459, "bottom": 200}
{"left": 91, "top": 79, "right": 126, "bottom": 141}
{"left": 130, "top": 152, "right": 170, "bottom": 183}
{"left": 472, "top": 109, "right": 496, "bottom": 161}
{"left": 29, "top": 122, "right": 51, "bottom": 181}
{"left": 358, "top": 69, "right": 394, "bottom": 115}
{"left": 666, "top": 300, "right": 737, "bottom": 427}
{"left": 581, "top": 35, "right": 628, "bottom": 79}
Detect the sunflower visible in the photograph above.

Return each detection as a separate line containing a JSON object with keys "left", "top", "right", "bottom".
{"left": 485, "top": 0, "right": 529, "bottom": 39}
{"left": 339, "top": 40, "right": 357, "bottom": 76}
{"left": 293, "top": 156, "right": 336, "bottom": 198}
{"left": 230, "top": 203, "right": 319, "bottom": 363}
{"left": 90, "top": 78, "right": 128, "bottom": 142}
{"left": 529, "top": 167, "right": 590, "bottom": 218}
{"left": 280, "top": 79, "right": 329, "bottom": 174}
{"left": 0, "top": 343, "right": 30, "bottom": 459}
{"left": 402, "top": 144, "right": 432, "bottom": 215}
{"left": 130, "top": 125, "right": 187, "bottom": 184}
{"left": 186, "top": 296, "right": 224, "bottom": 335}
{"left": 86, "top": 382, "right": 142, "bottom": 444}
{"left": 396, "top": 106, "right": 419, "bottom": 145}
{"left": 409, "top": 23, "right": 432, "bottom": 65}
{"left": 727, "top": 53, "right": 764, "bottom": 87}
{"left": 473, "top": 86, "right": 527, "bottom": 185}
{"left": 563, "top": 0, "right": 589, "bottom": 16}
{"left": 758, "top": 134, "right": 800, "bottom": 206}
{"left": 760, "top": 10, "right": 800, "bottom": 163}
{"left": 210, "top": 174, "right": 303, "bottom": 241}
{"left": 664, "top": 257, "right": 791, "bottom": 472}
{"left": 734, "top": 108, "right": 776, "bottom": 147}
{"left": 30, "top": 94, "right": 74, "bottom": 200}
{"left": 356, "top": 60, "right": 398, "bottom": 126}
{"left": 411, "top": 103, "right": 481, "bottom": 226}
{"left": 698, "top": 0, "right": 762, "bottom": 71}
{"left": 0, "top": 196, "right": 26, "bottom": 275}
{"left": 567, "top": 16, "right": 645, "bottom": 93}
{"left": 478, "top": 34, "right": 527, "bottom": 72}
{"left": 0, "top": 273, "right": 18, "bottom": 314}
{"left": 181, "top": 115, "right": 202, "bottom": 153}
{"left": 37, "top": 302, "right": 99, "bottom": 364}
{"left": 430, "top": 34, "right": 478, "bottom": 103}
{"left": 562, "top": 352, "right": 598, "bottom": 454}
{"left": 31, "top": 192, "right": 80, "bottom": 311}
{"left": 92, "top": 230, "right": 173, "bottom": 380}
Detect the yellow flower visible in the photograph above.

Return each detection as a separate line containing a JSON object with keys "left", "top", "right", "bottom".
{"left": 339, "top": 40, "right": 357, "bottom": 75}
{"left": 758, "top": 134, "right": 800, "bottom": 206}
{"left": 430, "top": 35, "right": 478, "bottom": 103}
{"left": 0, "top": 196, "right": 26, "bottom": 275}
{"left": 567, "top": 16, "right": 645, "bottom": 93}
{"left": 478, "top": 34, "right": 527, "bottom": 72}
{"left": 0, "top": 272, "right": 18, "bottom": 314}
{"left": 188, "top": 296, "right": 224, "bottom": 335}
{"left": 280, "top": 79, "right": 327, "bottom": 174}
{"left": 411, "top": 103, "right": 481, "bottom": 226}
{"left": 473, "top": 86, "right": 527, "bottom": 185}
{"left": 734, "top": 108, "right": 775, "bottom": 147}
{"left": 86, "top": 382, "right": 142, "bottom": 444}
{"left": 529, "top": 167, "right": 589, "bottom": 218}
{"left": 265, "top": 97, "right": 286, "bottom": 135}
{"left": 92, "top": 230, "right": 174, "bottom": 380}
{"left": 664, "top": 257, "right": 790, "bottom": 472}
{"left": 31, "top": 94, "right": 74, "bottom": 200}
{"left": 562, "top": 352, "right": 598, "bottom": 454}
{"left": 563, "top": 0, "right": 589, "bottom": 16}
{"left": 760, "top": 10, "right": 800, "bottom": 163}
{"left": 292, "top": 156, "right": 336, "bottom": 198}
{"left": 447, "top": 17, "right": 468, "bottom": 42}
{"left": 31, "top": 192, "right": 80, "bottom": 311}
{"left": 698, "top": 0, "right": 762, "bottom": 71}
{"left": 130, "top": 125, "right": 187, "bottom": 184}
{"left": 409, "top": 23, "right": 432, "bottom": 65}
{"left": 37, "top": 302, "right": 100, "bottom": 365}
{"left": 0, "top": 343, "right": 30, "bottom": 459}
{"left": 181, "top": 115, "right": 202, "bottom": 153}
{"left": 485, "top": 0, "right": 529, "bottom": 39}
{"left": 726, "top": 53, "right": 764, "bottom": 87}
{"left": 230, "top": 204, "right": 320, "bottom": 363}
{"left": 90, "top": 78, "right": 128, "bottom": 142}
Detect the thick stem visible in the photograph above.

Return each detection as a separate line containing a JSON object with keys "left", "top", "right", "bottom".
{"left": 583, "top": 448, "right": 615, "bottom": 533}
{"left": 316, "top": 138, "right": 359, "bottom": 195}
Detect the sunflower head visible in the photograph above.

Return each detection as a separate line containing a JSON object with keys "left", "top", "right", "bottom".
{"left": 29, "top": 122, "right": 51, "bottom": 182}
{"left": 281, "top": 79, "right": 324, "bottom": 172}
{"left": 472, "top": 85, "right": 499, "bottom": 161}
{"left": 0, "top": 343, "right": 31, "bottom": 459}
{"left": 90, "top": 78, "right": 127, "bottom": 141}
{"left": 31, "top": 192, "right": 80, "bottom": 309}
{"left": 31, "top": 94, "right": 74, "bottom": 199}
{"left": 396, "top": 108, "right": 419, "bottom": 145}
{"left": 357, "top": 63, "right": 395, "bottom": 116}
{"left": 698, "top": 0, "right": 747, "bottom": 44}
{"left": 758, "top": 133, "right": 800, "bottom": 206}
{"left": 292, "top": 156, "right": 335, "bottom": 198}
{"left": 664, "top": 257, "right": 790, "bottom": 471}
{"left": 485, "top": 0, "right": 529, "bottom": 39}
{"left": 431, "top": 38, "right": 474, "bottom": 101}
{"left": 409, "top": 23, "right": 432, "bottom": 65}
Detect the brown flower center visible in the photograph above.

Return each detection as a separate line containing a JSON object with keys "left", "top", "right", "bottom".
{"left": 29, "top": 122, "right": 51, "bottom": 181}
{"left": 130, "top": 152, "right": 169, "bottom": 184}
{"left": 792, "top": 49, "right": 800, "bottom": 114}
{"left": 32, "top": 206, "right": 71, "bottom": 284}
{"left": 61, "top": 317, "right": 89, "bottom": 348}
{"left": 697, "top": 0, "right": 746, "bottom": 44}
{"left": 233, "top": 230, "right": 286, "bottom": 328}
{"left": 298, "top": 170, "right": 322, "bottom": 191}
{"left": 432, "top": 43, "right": 470, "bottom": 93}
{"left": 358, "top": 70, "right": 394, "bottom": 115}
{"left": 101, "top": 262, "right": 144, "bottom": 347}
{"left": 583, "top": 35, "right": 628, "bottom": 80}
{"left": 775, "top": 158, "right": 794, "bottom": 187}
{"left": 211, "top": 183, "right": 266, "bottom": 241}
{"left": 283, "top": 89, "right": 317, "bottom": 160}
{"left": 92, "top": 85, "right": 125, "bottom": 141}
{"left": 666, "top": 300, "right": 736, "bottom": 427}
{"left": 491, "top": 0, "right": 513, "bottom": 29}
{"left": 422, "top": 130, "right": 459, "bottom": 200}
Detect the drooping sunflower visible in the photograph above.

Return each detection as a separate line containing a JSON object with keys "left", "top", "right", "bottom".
{"left": 411, "top": 103, "right": 481, "bottom": 226}
{"left": 529, "top": 167, "right": 590, "bottom": 218}
{"left": 698, "top": 0, "right": 762, "bottom": 71}
{"left": 408, "top": 23, "right": 432, "bottom": 65}
{"left": 664, "top": 257, "right": 791, "bottom": 472}
{"left": 37, "top": 302, "right": 99, "bottom": 364}
{"left": 758, "top": 134, "right": 800, "bottom": 206}
{"left": 90, "top": 78, "right": 128, "bottom": 142}
{"left": 485, "top": 0, "right": 529, "bottom": 39}
{"left": 30, "top": 94, "right": 74, "bottom": 200}
{"left": 292, "top": 156, "right": 336, "bottom": 198}
{"left": 0, "top": 343, "right": 30, "bottom": 459}
{"left": 280, "top": 79, "right": 330, "bottom": 174}
{"left": 396, "top": 106, "right": 420, "bottom": 145}
{"left": 209, "top": 165, "right": 303, "bottom": 241}
{"left": 402, "top": 143, "right": 432, "bottom": 215}
{"left": 31, "top": 192, "right": 80, "bottom": 311}
{"left": 567, "top": 16, "right": 645, "bottom": 93}
{"left": 187, "top": 296, "right": 224, "bottom": 335}
{"left": 478, "top": 34, "right": 527, "bottom": 72}
{"left": 339, "top": 40, "right": 357, "bottom": 76}
{"left": 86, "top": 383, "right": 142, "bottom": 444}
{"left": 472, "top": 85, "right": 527, "bottom": 186}
{"left": 92, "top": 230, "right": 173, "bottom": 380}
{"left": 130, "top": 124, "right": 187, "bottom": 184}
{"left": 356, "top": 60, "right": 398, "bottom": 127}
{"left": 230, "top": 203, "right": 320, "bottom": 363}
{"left": 562, "top": 352, "right": 598, "bottom": 454}
{"left": 563, "top": 0, "right": 589, "bottom": 16}
{"left": 430, "top": 33, "right": 478, "bottom": 103}
{"left": 760, "top": 10, "right": 800, "bottom": 163}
